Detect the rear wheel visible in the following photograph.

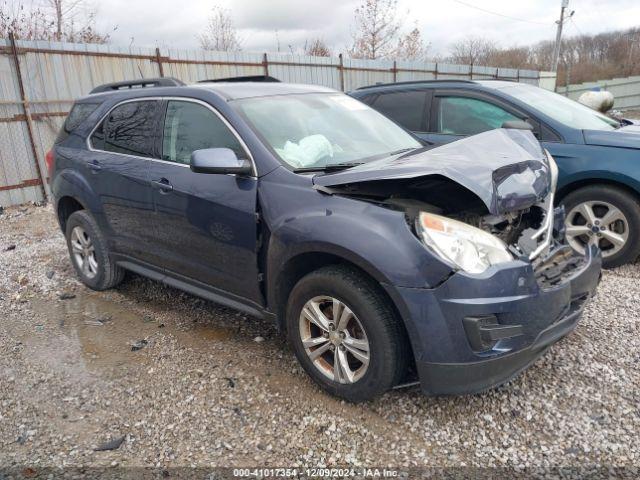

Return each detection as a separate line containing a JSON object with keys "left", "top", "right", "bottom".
{"left": 65, "top": 210, "right": 125, "bottom": 290}
{"left": 286, "top": 265, "right": 409, "bottom": 402}
{"left": 562, "top": 185, "right": 640, "bottom": 268}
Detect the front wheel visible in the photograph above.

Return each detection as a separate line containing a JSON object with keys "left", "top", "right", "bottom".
{"left": 286, "top": 265, "right": 409, "bottom": 402}
{"left": 562, "top": 185, "right": 640, "bottom": 268}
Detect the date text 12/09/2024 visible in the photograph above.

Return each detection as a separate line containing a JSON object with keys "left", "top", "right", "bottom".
{"left": 231, "top": 468, "right": 401, "bottom": 477}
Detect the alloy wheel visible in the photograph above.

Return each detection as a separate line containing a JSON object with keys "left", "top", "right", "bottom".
{"left": 70, "top": 226, "right": 99, "bottom": 279}
{"left": 299, "top": 296, "right": 370, "bottom": 384}
{"left": 565, "top": 200, "right": 629, "bottom": 258}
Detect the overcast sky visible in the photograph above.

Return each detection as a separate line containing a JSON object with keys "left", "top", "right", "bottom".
{"left": 94, "top": 0, "right": 640, "bottom": 56}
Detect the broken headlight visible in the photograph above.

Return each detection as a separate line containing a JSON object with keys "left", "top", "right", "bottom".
{"left": 416, "top": 212, "right": 513, "bottom": 274}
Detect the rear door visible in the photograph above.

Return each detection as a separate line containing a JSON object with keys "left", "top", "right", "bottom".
{"left": 87, "top": 99, "right": 162, "bottom": 263}
{"left": 147, "top": 99, "right": 261, "bottom": 303}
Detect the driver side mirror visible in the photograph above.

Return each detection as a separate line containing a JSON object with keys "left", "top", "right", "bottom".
{"left": 190, "top": 148, "right": 253, "bottom": 176}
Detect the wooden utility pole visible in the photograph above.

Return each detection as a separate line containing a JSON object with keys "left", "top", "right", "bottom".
{"left": 551, "top": 0, "right": 574, "bottom": 73}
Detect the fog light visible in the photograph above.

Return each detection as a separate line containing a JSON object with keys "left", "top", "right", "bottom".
{"left": 463, "top": 316, "right": 524, "bottom": 352}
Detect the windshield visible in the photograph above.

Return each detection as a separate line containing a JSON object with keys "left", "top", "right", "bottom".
{"left": 234, "top": 93, "right": 421, "bottom": 170}
{"left": 504, "top": 84, "right": 619, "bottom": 131}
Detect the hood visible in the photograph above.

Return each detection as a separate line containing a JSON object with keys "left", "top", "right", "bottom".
{"left": 313, "top": 129, "right": 551, "bottom": 215}
{"left": 583, "top": 128, "right": 640, "bottom": 149}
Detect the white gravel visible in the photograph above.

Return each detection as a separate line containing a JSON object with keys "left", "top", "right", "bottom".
{"left": 0, "top": 204, "right": 639, "bottom": 471}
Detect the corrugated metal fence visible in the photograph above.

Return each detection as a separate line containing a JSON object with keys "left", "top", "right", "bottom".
{"left": 0, "top": 35, "right": 546, "bottom": 207}
{"left": 561, "top": 75, "right": 640, "bottom": 111}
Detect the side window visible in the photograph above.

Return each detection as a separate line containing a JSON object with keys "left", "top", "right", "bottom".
{"left": 56, "top": 102, "right": 100, "bottom": 144}
{"left": 371, "top": 90, "right": 426, "bottom": 131}
{"left": 162, "top": 100, "right": 245, "bottom": 165}
{"left": 90, "top": 100, "right": 160, "bottom": 157}
{"left": 436, "top": 96, "right": 520, "bottom": 136}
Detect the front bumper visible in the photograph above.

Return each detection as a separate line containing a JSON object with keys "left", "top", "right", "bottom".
{"left": 385, "top": 244, "right": 602, "bottom": 395}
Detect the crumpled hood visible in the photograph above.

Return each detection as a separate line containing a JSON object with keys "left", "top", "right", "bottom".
{"left": 583, "top": 128, "right": 640, "bottom": 149}
{"left": 313, "top": 129, "right": 551, "bottom": 215}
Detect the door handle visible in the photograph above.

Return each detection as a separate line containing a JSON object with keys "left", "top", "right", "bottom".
{"left": 87, "top": 161, "right": 102, "bottom": 172}
{"left": 151, "top": 178, "right": 173, "bottom": 193}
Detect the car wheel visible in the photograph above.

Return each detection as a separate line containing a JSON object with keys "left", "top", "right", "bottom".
{"left": 562, "top": 186, "right": 640, "bottom": 268}
{"left": 65, "top": 210, "right": 125, "bottom": 290}
{"left": 286, "top": 265, "right": 409, "bottom": 402}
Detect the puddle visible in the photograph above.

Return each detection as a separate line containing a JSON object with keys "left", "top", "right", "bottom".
{"left": 27, "top": 292, "right": 235, "bottom": 377}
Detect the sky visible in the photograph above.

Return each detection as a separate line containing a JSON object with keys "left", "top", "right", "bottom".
{"left": 92, "top": 0, "right": 640, "bottom": 56}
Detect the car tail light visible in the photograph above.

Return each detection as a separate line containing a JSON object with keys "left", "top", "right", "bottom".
{"left": 45, "top": 149, "right": 55, "bottom": 180}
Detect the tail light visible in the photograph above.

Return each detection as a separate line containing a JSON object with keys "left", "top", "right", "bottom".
{"left": 45, "top": 149, "right": 55, "bottom": 180}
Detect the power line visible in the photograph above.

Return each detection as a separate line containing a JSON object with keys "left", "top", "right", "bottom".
{"left": 450, "top": 0, "right": 551, "bottom": 26}
{"left": 570, "top": 17, "right": 584, "bottom": 36}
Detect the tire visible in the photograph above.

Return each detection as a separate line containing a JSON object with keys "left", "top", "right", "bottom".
{"left": 286, "top": 265, "right": 409, "bottom": 403}
{"left": 65, "top": 210, "right": 125, "bottom": 290}
{"left": 562, "top": 185, "right": 640, "bottom": 268}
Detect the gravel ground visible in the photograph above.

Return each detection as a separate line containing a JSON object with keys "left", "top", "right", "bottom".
{"left": 0, "top": 204, "right": 639, "bottom": 473}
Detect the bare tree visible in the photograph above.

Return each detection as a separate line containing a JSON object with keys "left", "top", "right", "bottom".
{"left": 199, "top": 5, "right": 242, "bottom": 52}
{"left": 305, "top": 38, "right": 331, "bottom": 57}
{"left": 0, "top": 0, "right": 108, "bottom": 43}
{"left": 449, "top": 36, "right": 497, "bottom": 65}
{"left": 396, "top": 27, "right": 428, "bottom": 61}
{"left": 1, "top": 2, "right": 52, "bottom": 39}
{"left": 348, "top": 0, "right": 402, "bottom": 59}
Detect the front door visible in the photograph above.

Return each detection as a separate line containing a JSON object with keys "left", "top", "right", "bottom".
{"left": 420, "top": 92, "right": 525, "bottom": 145}
{"left": 148, "top": 99, "right": 261, "bottom": 303}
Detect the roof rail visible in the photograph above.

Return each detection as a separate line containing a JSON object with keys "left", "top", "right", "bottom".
{"left": 198, "top": 75, "right": 281, "bottom": 83}
{"left": 90, "top": 77, "right": 185, "bottom": 94}
{"left": 356, "top": 79, "right": 476, "bottom": 90}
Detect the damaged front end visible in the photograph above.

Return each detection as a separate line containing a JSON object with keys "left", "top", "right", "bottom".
{"left": 313, "top": 129, "right": 571, "bottom": 278}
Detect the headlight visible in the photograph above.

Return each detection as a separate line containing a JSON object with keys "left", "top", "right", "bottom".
{"left": 415, "top": 212, "right": 513, "bottom": 274}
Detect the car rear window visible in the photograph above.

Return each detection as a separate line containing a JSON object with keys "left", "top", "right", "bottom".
{"left": 55, "top": 102, "right": 100, "bottom": 144}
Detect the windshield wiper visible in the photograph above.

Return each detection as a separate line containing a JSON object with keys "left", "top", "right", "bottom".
{"left": 387, "top": 147, "right": 417, "bottom": 155}
{"left": 293, "top": 163, "right": 364, "bottom": 173}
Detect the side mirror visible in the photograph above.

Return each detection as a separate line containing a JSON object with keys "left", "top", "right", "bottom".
{"left": 190, "top": 148, "right": 253, "bottom": 175}
{"left": 501, "top": 120, "right": 534, "bottom": 131}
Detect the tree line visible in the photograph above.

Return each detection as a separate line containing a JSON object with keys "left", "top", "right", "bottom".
{"left": 0, "top": 0, "right": 110, "bottom": 43}
{"left": 447, "top": 29, "right": 640, "bottom": 86}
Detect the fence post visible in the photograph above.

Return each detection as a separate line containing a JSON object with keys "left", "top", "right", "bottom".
{"left": 9, "top": 33, "right": 49, "bottom": 202}
{"left": 338, "top": 53, "right": 345, "bottom": 91}
{"left": 155, "top": 47, "right": 164, "bottom": 77}
{"left": 262, "top": 53, "right": 269, "bottom": 77}
{"left": 392, "top": 60, "right": 397, "bottom": 83}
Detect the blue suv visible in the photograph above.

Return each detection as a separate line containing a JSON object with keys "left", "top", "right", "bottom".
{"left": 351, "top": 80, "right": 640, "bottom": 268}
{"left": 48, "top": 77, "right": 601, "bottom": 402}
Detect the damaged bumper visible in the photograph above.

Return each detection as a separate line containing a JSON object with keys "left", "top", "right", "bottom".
{"left": 385, "top": 244, "right": 602, "bottom": 396}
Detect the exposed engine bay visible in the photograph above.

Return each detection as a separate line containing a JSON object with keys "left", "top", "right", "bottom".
{"left": 311, "top": 129, "right": 573, "bottom": 276}
{"left": 324, "top": 175, "right": 555, "bottom": 263}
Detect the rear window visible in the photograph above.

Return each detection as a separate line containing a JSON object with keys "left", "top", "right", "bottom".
{"left": 55, "top": 102, "right": 100, "bottom": 144}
